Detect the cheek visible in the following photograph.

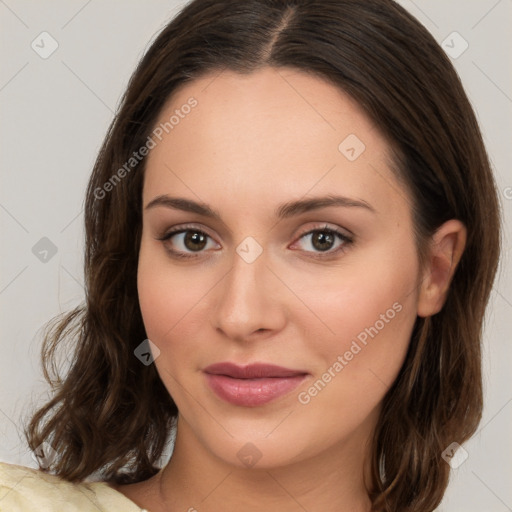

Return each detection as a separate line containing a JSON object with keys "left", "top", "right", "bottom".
{"left": 293, "top": 242, "right": 419, "bottom": 417}
{"left": 137, "top": 242, "right": 204, "bottom": 351}
{"left": 297, "top": 229, "right": 419, "bottom": 341}
{"left": 137, "top": 245, "right": 211, "bottom": 408}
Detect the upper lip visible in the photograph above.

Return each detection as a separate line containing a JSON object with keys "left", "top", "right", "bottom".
{"left": 203, "top": 362, "right": 308, "bottom": 379}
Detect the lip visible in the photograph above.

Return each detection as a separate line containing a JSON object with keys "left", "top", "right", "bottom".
{"left": 203, "top": 362, "right": 308, "bottom": 407}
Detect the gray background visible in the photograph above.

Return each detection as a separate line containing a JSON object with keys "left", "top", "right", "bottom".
{"left": 0, "top": 1, "right": 510, "bottom": 510}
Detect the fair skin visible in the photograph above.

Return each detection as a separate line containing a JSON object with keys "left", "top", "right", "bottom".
{"left": 112, "top": 67, "right": 466, "bottom": 511}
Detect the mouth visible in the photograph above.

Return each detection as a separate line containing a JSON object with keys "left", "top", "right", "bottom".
{"left": 203, "top": 362, "right": 309, "bottom": 407}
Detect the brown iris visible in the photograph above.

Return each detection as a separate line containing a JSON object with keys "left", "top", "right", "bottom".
{"left": 184, "top": 231, "right": 208, "bottom": 251}
{"left": 311, "top": 230, "right": 335, "bottom": 251}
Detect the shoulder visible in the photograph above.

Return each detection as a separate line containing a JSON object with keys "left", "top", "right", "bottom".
{"left": 0, "top": 462, "right": 146, "bottom": 512}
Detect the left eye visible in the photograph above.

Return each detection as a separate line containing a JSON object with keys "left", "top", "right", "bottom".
{"left": 294, "top": 228, "right": 352, "bottom": 253}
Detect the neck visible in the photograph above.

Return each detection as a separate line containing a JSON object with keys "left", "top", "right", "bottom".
{"left": 155, "top": 415, "right": 374, "bottom": 512}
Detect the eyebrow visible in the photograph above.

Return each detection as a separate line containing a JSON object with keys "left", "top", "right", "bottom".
{"left": 144, "top": 194, "right": 376, "bottom": 219}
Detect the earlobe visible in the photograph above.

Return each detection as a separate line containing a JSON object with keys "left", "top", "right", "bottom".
{"left": 417, "top": 219, "right": 467, "bottom": 318}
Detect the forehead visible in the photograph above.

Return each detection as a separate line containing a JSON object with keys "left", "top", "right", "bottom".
{"left": 151, "top": 66, "right": 382, "bottom": 159}
{"left": 142, "top": 67, "right": 409, "bottom": 221}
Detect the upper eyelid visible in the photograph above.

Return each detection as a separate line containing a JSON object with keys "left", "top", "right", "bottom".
{"left": 158, "top": 223, "right": 216, "bottom": 240}
{"left": 158, "top": 222, "right": 350, "bottom": 236}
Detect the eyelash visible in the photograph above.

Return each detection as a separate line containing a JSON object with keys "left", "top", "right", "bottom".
{"left": 156, "top": 223, "right": 354, "bottom": 260}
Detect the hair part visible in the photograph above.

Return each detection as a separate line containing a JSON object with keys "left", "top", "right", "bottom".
{"left": 26, "top": 1, "right": 501, "bottom": 510}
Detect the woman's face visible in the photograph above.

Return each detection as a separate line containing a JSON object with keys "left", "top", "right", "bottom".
{"left": 137, "top": 67, "right": 421, "bottom": 469}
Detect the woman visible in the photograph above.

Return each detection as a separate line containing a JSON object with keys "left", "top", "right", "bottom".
{"left": 0, "top": 0, "right": 501, "bottom": 511}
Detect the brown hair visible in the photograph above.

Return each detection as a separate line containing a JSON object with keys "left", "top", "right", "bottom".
{"left": 25, "top": 1, "right": 501, "bottom": 510}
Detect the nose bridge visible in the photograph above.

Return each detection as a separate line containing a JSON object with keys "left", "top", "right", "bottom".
{"left": 220, "top": 248, "right": 267, "bottom": 316}
{"left": 213, "top": 244, "right": 284, "bottom": 339}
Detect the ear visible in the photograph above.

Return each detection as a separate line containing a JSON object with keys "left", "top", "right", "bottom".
{"left": 417, "top": 219, "right": 467, "bottom": 318}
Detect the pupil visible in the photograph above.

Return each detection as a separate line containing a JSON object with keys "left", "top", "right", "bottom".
{"left": 313, "top": 231, "right": 334, "bottom": 251}
{"left": 185, "top": 231, "right": 207, "bottom": 251}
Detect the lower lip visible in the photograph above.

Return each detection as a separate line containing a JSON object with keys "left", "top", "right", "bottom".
{"left": 204, "top": 373, "right": 307, "bottom": 407}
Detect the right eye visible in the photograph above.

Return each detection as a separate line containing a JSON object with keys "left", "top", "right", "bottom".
{"left": 157, "top": 226, "right": 221, "bottom": 259}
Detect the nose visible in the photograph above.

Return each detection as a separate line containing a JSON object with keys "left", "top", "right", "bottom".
{"left": 212, "top": 249, "right": 287, "bottom": 342}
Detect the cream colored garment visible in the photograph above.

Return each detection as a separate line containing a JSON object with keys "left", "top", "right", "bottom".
{"left": 0, "top": 462, "right": 148, "bottom": 512}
